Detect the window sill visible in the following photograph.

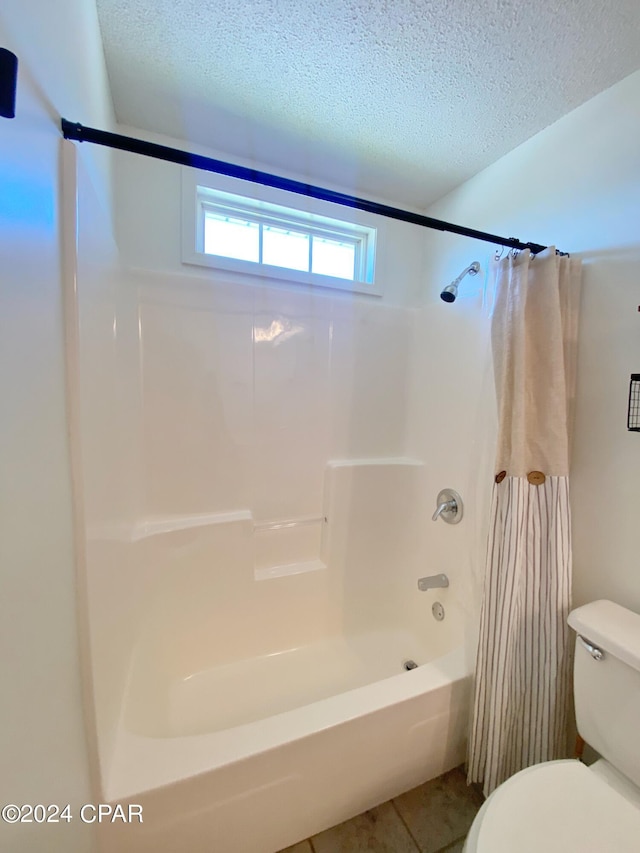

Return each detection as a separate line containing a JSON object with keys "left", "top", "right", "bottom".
{"left": 181, "top": 249, "right": 383, "bottom": 296}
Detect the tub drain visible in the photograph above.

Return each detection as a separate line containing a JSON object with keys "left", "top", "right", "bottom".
{"left": 403, "top": 659, "right": 418, "bottom": 671}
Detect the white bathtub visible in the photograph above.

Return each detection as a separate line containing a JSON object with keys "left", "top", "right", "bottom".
{"left": 99, "top": 638, "right": 470, "bottom": 853}
{"left": 90, "top": 462, "right": 473, "bottom": 852}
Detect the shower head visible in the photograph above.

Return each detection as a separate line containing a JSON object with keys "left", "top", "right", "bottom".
{"left": 440, "top": 284, "right": 458, "bottom": 303}
{"left": 440, "top": 261, "right": 481, "bottom": 303}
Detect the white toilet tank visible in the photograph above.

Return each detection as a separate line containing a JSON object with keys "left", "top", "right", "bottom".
{"left": 568, "top": 600, "right": 640, "bottom": 789}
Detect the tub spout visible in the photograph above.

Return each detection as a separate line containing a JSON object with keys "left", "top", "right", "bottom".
{"left": 417, "top": 573, "right": 449, "bottom": 591}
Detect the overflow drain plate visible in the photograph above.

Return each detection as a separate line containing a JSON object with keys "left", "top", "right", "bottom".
{"left": 403, "top": 659, "right": 418, "bottom": 671}
{"left": 432, "top": 602, "right": 445, "bottom": 621}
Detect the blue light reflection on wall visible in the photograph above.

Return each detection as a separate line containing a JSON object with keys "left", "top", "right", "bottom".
{"left": 0, "top": 170, "right": 55, "bottom": 231}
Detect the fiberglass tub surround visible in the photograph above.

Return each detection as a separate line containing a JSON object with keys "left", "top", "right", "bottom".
{"left": 71, "top": 150, "right": 486, "bottom": 852}
{"left": 90, "top": 278, "right": 471, "bottom": 850}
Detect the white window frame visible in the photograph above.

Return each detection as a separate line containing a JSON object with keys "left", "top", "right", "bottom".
{"left": 181, "top": 170, "right": 381, "bottom": 296}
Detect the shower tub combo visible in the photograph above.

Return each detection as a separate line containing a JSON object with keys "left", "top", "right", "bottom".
{"left": 93, "top": 462, "right": 472, "bottom": 853}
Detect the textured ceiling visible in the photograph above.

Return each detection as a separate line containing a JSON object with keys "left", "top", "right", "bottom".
{"left": 95, "top": 0, "right": 640, "bottom": 208}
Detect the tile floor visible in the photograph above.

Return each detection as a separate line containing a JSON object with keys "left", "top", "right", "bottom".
{"left": 279, "top": 766, "right": 484, "bottom": 853}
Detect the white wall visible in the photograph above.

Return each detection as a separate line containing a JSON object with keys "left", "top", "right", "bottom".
{"left": 0, "top": 2, "right": 114, "bottom": 851}
{"left": 416, "top": 69, "right": 640, "bottom": 615}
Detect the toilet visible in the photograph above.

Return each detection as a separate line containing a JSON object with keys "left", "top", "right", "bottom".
{"left": 464, "top": 599, "right": 640, "bottom": 852}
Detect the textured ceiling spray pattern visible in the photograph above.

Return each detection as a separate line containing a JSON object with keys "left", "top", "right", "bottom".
{"left": 96, "top": 0, "right": 640, "bottom": 207}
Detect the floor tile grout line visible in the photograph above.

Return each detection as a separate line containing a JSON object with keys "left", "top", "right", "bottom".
{"left": 286, "top": 766, "right": 481, "bottom": 853}
{"left": 432, "top": 833, "right": 470, "bottom": 853}
{"left": 390, "top": 798, "right": 422, "bottom": 853}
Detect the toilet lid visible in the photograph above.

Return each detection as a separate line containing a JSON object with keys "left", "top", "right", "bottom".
{"left": 476, "top": 760, "right": 640, "bottom": 853}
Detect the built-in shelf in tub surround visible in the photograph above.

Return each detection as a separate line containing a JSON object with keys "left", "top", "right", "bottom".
{"left": 251, "top": 459, "right": 426, "bottom": 580}
{"left": 254, "top": 516, "right": 324, "bottom": 532}
{"left": 254, "top": 516, "right": 325, "bottom": 580}
{"left": 86, "top": 511, "right": 254, "bottom": 542}
{"left": 326, "top": 457, "right": 425, "bottom": 469}
{"left": 89, "top": 512, "right": 328, "bottom": 579}
{"left": 132, "top": 511, "right": 253, "bottom": 540}
{"left": 254, "top": 560, "right": 327, "bottom": 580}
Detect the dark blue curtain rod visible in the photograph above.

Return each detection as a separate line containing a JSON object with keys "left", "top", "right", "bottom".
{"left": 61, "top": 119, "right": 552, "bottom": 255}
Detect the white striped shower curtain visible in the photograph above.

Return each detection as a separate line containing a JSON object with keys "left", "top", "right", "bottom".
{"left": 468, "top": 248, "right": 582, "bottom": 796}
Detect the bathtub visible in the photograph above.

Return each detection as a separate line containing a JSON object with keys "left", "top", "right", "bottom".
{"left": 98, "top": 637, "right": 470, "bottom": 853}
{"left": 91, "top": 462, "right": 473, "bottom": 852}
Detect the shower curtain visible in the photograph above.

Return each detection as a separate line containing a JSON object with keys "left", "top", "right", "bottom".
{"left": 468, "top": 247, "right": 582, "bottom": 796}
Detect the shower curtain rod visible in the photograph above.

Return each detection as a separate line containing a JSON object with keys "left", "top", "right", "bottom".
{"left": 61, "top": 119, "right": 551, "bottom": 255}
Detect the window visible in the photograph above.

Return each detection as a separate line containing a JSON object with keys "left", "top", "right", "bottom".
{"left": 182, "top": 174, "right": 379, "bottom": 295}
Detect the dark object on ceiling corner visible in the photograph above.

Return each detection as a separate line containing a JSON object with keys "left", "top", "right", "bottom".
{"left": 0, "top": 48, "right": 18, "bottom": 119}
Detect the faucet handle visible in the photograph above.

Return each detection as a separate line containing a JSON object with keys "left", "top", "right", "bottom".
{"left": 432, "top": 499, "right": 456, "bottom": 521}
{"left": 432, "top": 489, "right": 463, "bottom": 524}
